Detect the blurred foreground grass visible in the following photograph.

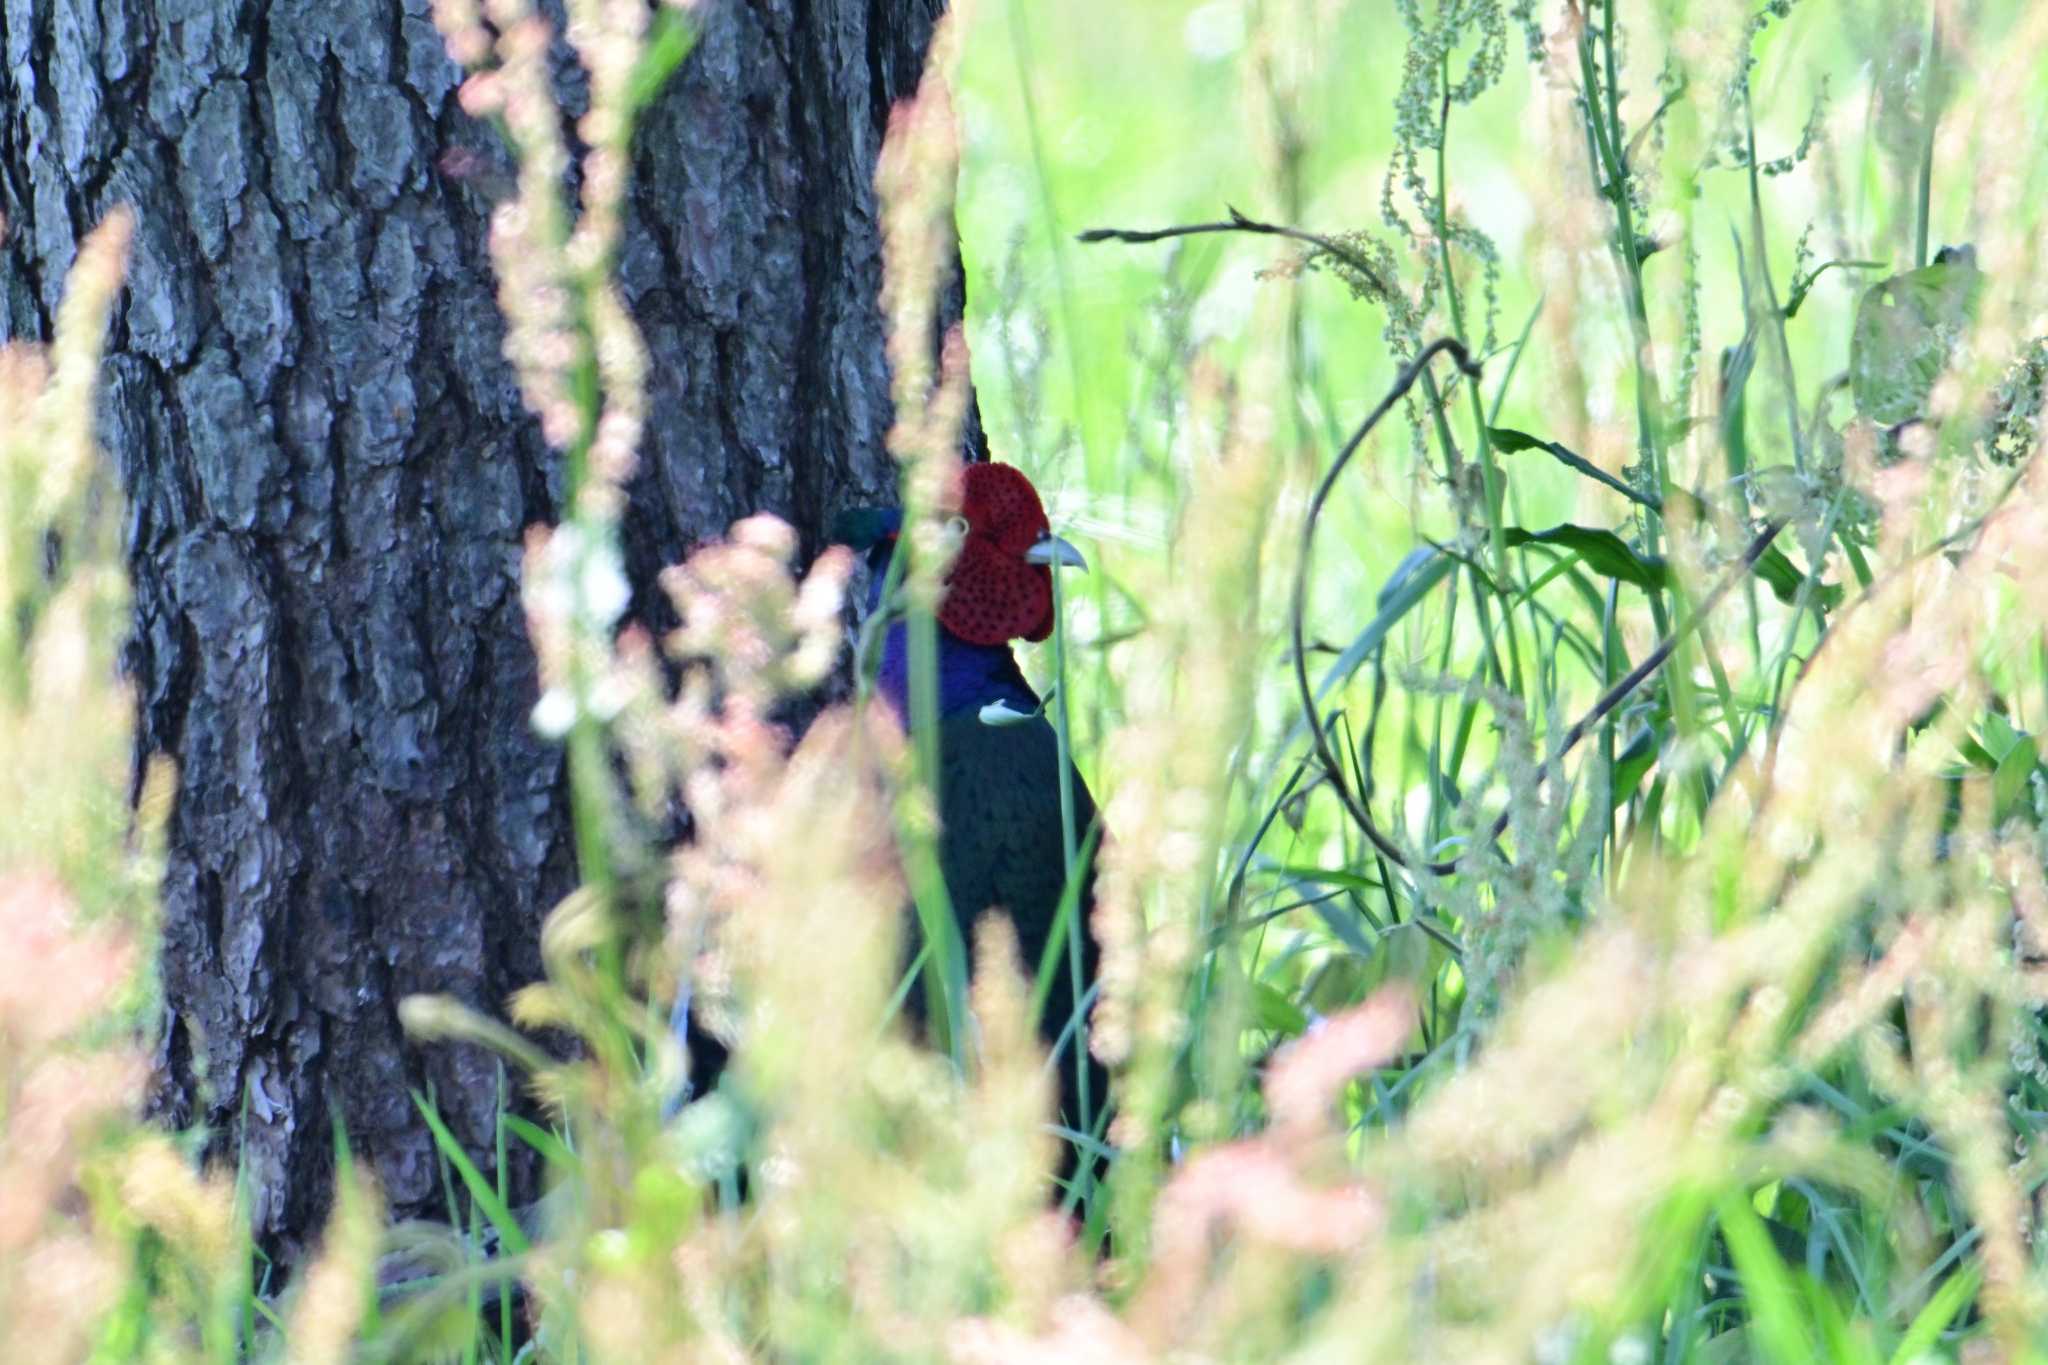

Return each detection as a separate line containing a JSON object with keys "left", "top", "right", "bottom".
{"left": 9, "top": 0, "right": 2048, "bottom": 1360}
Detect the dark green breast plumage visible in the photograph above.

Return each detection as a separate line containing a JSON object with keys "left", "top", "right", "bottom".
{"left": 936, "top": 706, "right": 1099, "bottom": 1067}
{"left": 842, "top": 463, "right": 1105, "bottom": 1170}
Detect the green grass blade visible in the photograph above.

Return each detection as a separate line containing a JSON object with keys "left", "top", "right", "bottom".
{"left": 412, "top": 1091, "right": 531, "bottom": 1257}
{"left": 1888, "top": 1261, "right": 1979, "bottom": 1365}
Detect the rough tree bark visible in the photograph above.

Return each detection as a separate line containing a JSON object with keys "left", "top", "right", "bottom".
{"left": 1, "top": 0, "right": 975, "bottom": 1264}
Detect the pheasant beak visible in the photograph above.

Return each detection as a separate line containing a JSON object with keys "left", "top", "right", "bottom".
{"left": 1023, "top": 532, "right": 1088, "bottom": 571}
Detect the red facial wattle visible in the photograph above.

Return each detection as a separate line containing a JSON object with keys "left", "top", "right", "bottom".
{"left": 937, "top": 463, "right": 1057, "bottom": 646}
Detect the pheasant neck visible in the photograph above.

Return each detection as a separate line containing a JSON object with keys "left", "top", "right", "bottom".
{"left": 874, "top": 618, "right": 1041, "bottom": 722}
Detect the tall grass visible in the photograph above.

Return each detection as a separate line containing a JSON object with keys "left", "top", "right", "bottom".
{"left": 10, "top": 0, "right": 2048, "bottom": 1360}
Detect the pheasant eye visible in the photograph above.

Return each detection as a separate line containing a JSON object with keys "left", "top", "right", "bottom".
{"left": 945, "top": 514, "right": 969, "bottom": 540}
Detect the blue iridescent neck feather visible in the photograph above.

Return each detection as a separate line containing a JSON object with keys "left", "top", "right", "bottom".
{"left": 864, "top": 538, "right": 1041, "bottom": 721}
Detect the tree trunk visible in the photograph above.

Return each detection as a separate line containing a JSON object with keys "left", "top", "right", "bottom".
{"left": 1, "top": 0, "right": 970, "bottom": 1265}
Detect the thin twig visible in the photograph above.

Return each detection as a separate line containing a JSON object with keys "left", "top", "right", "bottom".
{"left": 1078, "top": 206, "right": 1393, "bottom": 298}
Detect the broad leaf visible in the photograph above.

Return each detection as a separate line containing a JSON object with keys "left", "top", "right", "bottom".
{"left": 1272, "top": 865, "right": 1382, "bottom": 893}
{"left": 1489, "top": 427, "right": 1656, "bottom": 510}
{"left": 1994, "top": 736, "right": 2038, "bottom": 823}
{"left": 1503, "top": 524, "right": 1667, "bottom": 590}
{"left": 1250, "top": 980, "right": 1310, "bottom": 1037}
{"left": 1485, "top": 426, "right": 1545, "bottom": 454}
{"left": 1610, "top": 723, "right": 1662, "bottom": 810}
{"left": 1850, "top": 249, "right": 1983, "bottom": 426}
{"left": 1752, "top": 544, "right": 1844, "bottom": 611}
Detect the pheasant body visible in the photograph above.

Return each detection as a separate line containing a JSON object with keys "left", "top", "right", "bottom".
{"left": 853, "top": 464, "right": 1105, "bottom": 1169}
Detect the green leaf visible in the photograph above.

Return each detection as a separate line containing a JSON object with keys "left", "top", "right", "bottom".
{"left": 1954, "top": 734, "right": 1995, "bottom": 771}
{"left": 500, "top": 1114, "right": 577, "bottom": 1172}
{"left": 1889, "top": 1261, "right": 1981, "bottom": 1365}
{"left": 1981, "top": 710, "right": 2024, "bottom": 758}
{"left": 1375, "top": 545, "right": 1445, "bottom": 611}
{"left": 1306, "top": 895, "right": 1381, "bottom": 960}
{"left": 413, "top": 1092, "right": 531, "bottom": 1256}
{"left": 1250, "top": 981, "right": 1310, "bottom": 1037}
{"left": 1850, "top": 252, "right": 1984, "bottom": 426}
{"left": 1716, "top": 1193, "right": 1819, "bottom": 1365}
{"left": 1610, "top": 724, "right": 1661, "bottom": 810}
{"left": 1484, "top": 426, "right": 1545, "bottom": 454}
{"left": 1753, "top": 544, "right": 1844, "bottom": 611}
{"left": 1800, "top": 1274, "right": 1875, "bottom": 1365}
{"left": 626, "top": 11, "right": 699, "bottom": 114}
{"left": 1272, "top": 865, "right": 1382, "bottom": 893}
{"left": 1721, "top": 331, "right": 1758, "bottom": 479}
{"left": 1310, "top": 548, "right": 1455, "bottom": 706}
{"left": 1993, "top": 734, "right": 2038, "bottom": 821}
{"left": 1488, "top": 427, "right": 1658, "bottom": 511}
{"left": 1750, "top": 545, "right": 1801, "bottom": 601}
{"left": 1503, "top": 524, "right": 1667, "bottom": 590}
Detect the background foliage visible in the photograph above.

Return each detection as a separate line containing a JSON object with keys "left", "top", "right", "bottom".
{"left": 8, "top": 0, "right": 2048, "bottom": 1361}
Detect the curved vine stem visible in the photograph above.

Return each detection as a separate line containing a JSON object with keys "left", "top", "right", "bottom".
{"left": 1289, "top": 339, "right": 1789, "bottom": 879}
{"left": 1289, "top": 339, "right": 1481, "bottom": 874}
